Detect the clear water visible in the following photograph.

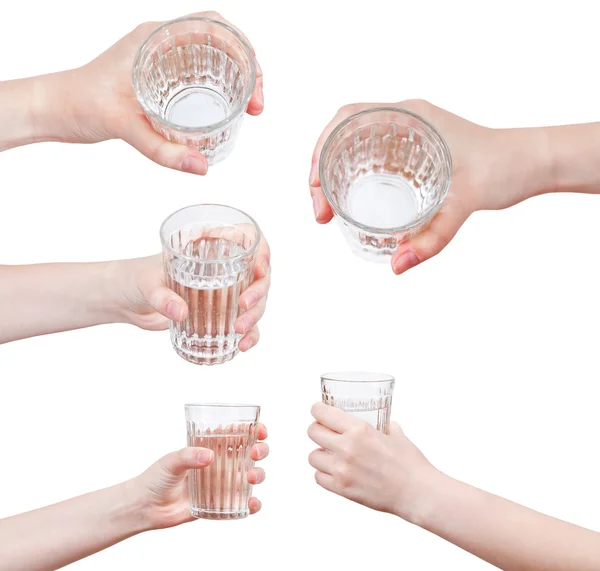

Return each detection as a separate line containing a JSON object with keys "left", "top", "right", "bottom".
{"left": 188, "top": 433, "right": 255, "bottom": 520}
{"left": 348, "top": 173, "right": 418, "bottom": 228}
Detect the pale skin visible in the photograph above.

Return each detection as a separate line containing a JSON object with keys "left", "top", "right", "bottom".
{"left": 0, "top": 425, "right": 268, "bottom": 571}
{"left": 0, "top": 238, "right": 270, "bottom": 347}
{"left": 309, "top": 99, "right": 600, "bottom": 274}
{"left": 0, "top": 11, "right": 264, "bottom": 173}
{"left": 308, "top": 404, "right": 600, "bottom": 570}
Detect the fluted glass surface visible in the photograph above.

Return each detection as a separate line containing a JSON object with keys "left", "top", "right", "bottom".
{"left": 320, "top": 108, "right": 452, "bottom": 262}
{"left": 161, "top": 204, "right": 260, "bottom": 365}
{"left": 186, "top": 404, "right": 260, "bottom": 520}
{"left": 133, "top": 17, "right": 256, "bottom": 165}
{"left": 321, "top": 372, "right": 395, "bottom": 433}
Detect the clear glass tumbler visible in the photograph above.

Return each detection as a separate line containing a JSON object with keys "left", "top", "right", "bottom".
{"left": 186, "top": 404, "right": 260, "bottom": 520}
{"left": 133, "top": 17, "right": 257, "bottom": 165}
{"left": 321, "top": 372, "right": 395, "bottom": 433}
{"left": 160, "top": 204, "right": 260, "bottom": 365}
{"left": 319, "top": 107, "right": 452, "bottom": 262}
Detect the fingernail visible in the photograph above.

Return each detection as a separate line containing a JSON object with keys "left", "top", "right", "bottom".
{"left": 393, "top": 251, "right": 420, "bottom": 275}
{"left": 196, "top": 449, "right": 213, "bottom": 464}
{"left": 244, "top": 291, "right": 259, "bottom": 309}
{"left": 166, "top": 300, "right": 182, "bottom": 321}
{"left": 312, "top": 195, "right": 320, "bottom": 219}
{"left": 257, "top": 88, "right": 264, "bottom": 106}
{"left": 245, "top": 337, "right": 256, "bottom": 351}
{"left": 182, "top": 155, "right": 208, "bottom": 175}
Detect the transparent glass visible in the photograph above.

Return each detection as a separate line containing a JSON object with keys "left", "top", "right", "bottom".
{"left": 160, "top": 204, "right": 260, "bottom": 365}
{"left": 185, "top": 404, "right": 260, "bottom": 520}
{"left": 321, "top": 372, "right": 395, "bottom": 433}
{"left": 133, "top": 17, "right": 257, "bottom": 165}
{"left": 320, "top": 108, "right": 452, "bottom": 262}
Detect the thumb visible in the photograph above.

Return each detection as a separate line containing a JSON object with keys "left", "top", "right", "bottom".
{"left": 122, "top": 116, "right": 209, "bottom": 176}
{"left": 391, "top": 204, "right": 470, "bottom": 275}
{"left": 146, "top": 285, "right": 188, "bottom": 322}
{"left": 161, "top": 447, "right": 214, "bottom": 477}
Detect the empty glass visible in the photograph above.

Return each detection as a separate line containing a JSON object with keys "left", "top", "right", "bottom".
{"left": 133, "top": 17, "right": 257, "bottom": 165}
{"left": 185, "top": 404, "right": 260, "bottom": 520}
{"left": 319, "top": 108, "right": 452, "bottom": 262}
{"left": 160, "top": 204, "right": 260, "bottom": 365}
{"left": 321, "top": 372, "right": 395, "bottom": 433}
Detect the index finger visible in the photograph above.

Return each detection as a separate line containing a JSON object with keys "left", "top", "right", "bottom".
{"left": 256, "top": 422, "right": 267, "bottom": 441}
{"left": 310, "top": 402, "right": 361, "bottom": 434}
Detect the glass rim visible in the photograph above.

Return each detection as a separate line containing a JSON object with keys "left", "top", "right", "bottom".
{"left": 321, "top": 371, "right": 395, "bottom": 384}
{"left": 185, "top": 403, "right": 261, "bottom": 409}
{"left": 132, "top": 16, "right": 257, "bottom": 133}
{"left": 319, "top": 106, "right": 453, "bottom": 234}
{"left": 160, "top": 203, "right": 261, "bottom": 263}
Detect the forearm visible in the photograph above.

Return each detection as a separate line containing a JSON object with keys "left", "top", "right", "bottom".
{"left": 0, "top": 262, "right": 121, "bottom": 343}
{"left": 0, "top": 480, "right": 148, "bottom": 571}
{"left": 0, "top": 71, "right": 77, "bottom": 151}
{"left": 409, "top": 470, "right": 600, "bottom": 570}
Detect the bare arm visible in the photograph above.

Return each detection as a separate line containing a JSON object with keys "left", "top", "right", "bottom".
{"left": 308, "top": 403, "right": 600, "bottom": 571}
{"left": 415, "top": 470, "right": 600, "bottom": 570}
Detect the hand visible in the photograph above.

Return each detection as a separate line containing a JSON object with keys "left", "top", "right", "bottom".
{"left": 111, "top": 237, "right": 270, "bottom": 352}
{"left": 309, "top": 99, "right": 550, "bottom": 274}
{"left": 132, "top": 424, "right": 268, "bottom": 530}
{"left": 307, "top": 403, "right": 437, "bottom": 521}
{"left": 55, "top": 11, "right": 264, "bottom": 174}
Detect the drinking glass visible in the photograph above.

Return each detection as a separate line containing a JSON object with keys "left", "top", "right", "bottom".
{"left": 160, "top": 204, "right": 261, "bottom": 365}
{"left": 319, "top": 107, "right": 452, "bottom": 262}
{"left": 321, "top": 372, "right": 395, "bottom": 433}
{"left": 185, "top": 404, "right": 260, "bottom": 520}
{"left": 133, "top": 17, "right": 257, "bottom": 165}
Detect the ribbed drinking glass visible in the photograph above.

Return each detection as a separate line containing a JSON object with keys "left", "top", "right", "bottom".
{"left": 321, "top": 372, "right": 395, "bottom": 433}
{"left": 320, "top": 108, "right": 452, "bottom": 262}
{"left": 160, "top": 204, "right": 260, "bottom": 365}
{"left": 185, "top": 404, "right": 260, "bottom": 520}
{"left": 133, "top": 17, "right": 257, "bottom": 165}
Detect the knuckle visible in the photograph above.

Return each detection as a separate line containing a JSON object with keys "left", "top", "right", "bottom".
{"left": 401, "top": 98, "right": 432, "bottom": 115}
{"left": 333, "top": 464, "right": 353, "bottom": 490}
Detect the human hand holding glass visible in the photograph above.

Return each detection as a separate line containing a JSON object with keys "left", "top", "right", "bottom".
{"left": 0, "top": 11, "right": 264, "bottom": 173}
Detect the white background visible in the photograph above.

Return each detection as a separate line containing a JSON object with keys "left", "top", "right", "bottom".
{"left": 1, "top": 0, "right": 599, "bottom": 569}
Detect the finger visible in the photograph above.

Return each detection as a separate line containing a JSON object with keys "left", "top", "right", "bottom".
{"left": 391, "top": 201, "right": 470, "bottom": 275}
{"left": 247, "top": 467, "right": 266, "bottom": 485}
{"left": 248, "top": 497, "right": 262, "bottom": 514}
{"left": 235, "top": 298, "right": 266, "bottom": 335}
{"left": 160, "top": 447, "right": 214, "bottom": 476}
{"left": 307, "top": 421, "right": 341, "bottom": 451}
{"left": 145, "top": 285, "right": 188, "bottom": 322}
{"left": 314, "top": 471, "right": 337, "bottom": 493}
{"left": 311, "top": 402, "right": 361, "bottom": 434}
{"left": 122, "top": 116, "right": 208, "bottom": 176}
{"left": 238, "top": 325, "right": 260, "bottom": 352}
{"left": 250, "top": 442, "right": 269, "bottom": 461}
{"left": 239, "top": 268, "right": 270, "bottom": 310}
{"left": 254, "top": 238, "right": 271, "bottom": 279}
{"left": 308, "top": 449, "right": 335, "bottom": 475}
{"left": 256, "top": 423, "right": 268, "bottom": 441}
{"left": 247, "top": 60, "right": 263, "bottom": 116}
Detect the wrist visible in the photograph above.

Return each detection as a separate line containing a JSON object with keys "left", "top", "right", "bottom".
{"left": 28, "top": 71, "right": 80, "bottom": 145}
{"left": 478, "top": 127, "right": 555, "bottom": 209}
{"left": 395, "top": 465, "right": 452, "bottom": 527}
{"left": 112, "top": 480, "right": 154, "bottom": 536}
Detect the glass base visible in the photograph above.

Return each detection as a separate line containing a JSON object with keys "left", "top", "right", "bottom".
{"left": 171, "top": 330, "right": 241, "bottom": 366}
{"left": 165, "top": 85, "right": 230, "bottom": 128}
{"left": 190, "top": 507, "right": 249, "bottom": 520}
